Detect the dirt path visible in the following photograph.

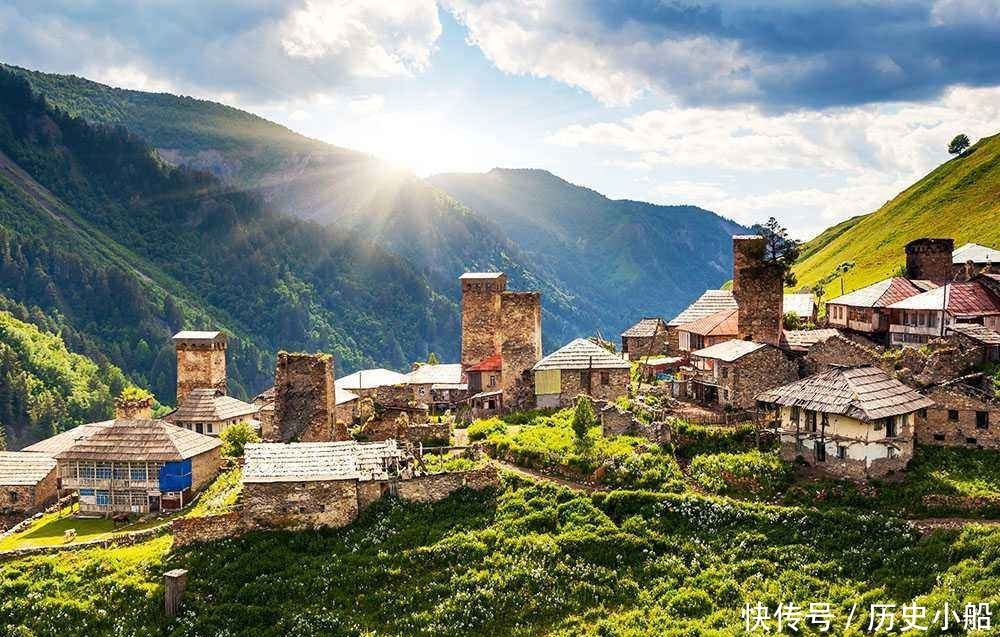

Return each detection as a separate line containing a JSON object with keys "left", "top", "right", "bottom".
{"left": 492, "top": 460, "right": 608, "bottom": 492}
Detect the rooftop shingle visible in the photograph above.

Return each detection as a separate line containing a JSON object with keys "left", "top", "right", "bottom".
{"left": 533, "top": 338, "right": 630, "bottom": 371}
{"left": 0, "top": 452, "right": 56, "bottom": 486}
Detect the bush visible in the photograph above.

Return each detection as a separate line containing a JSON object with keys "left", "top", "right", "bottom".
{"left": 668, "top": 419, "right": 760, "bottom": 458}
{"left": 220, "top": 421, "right": 260, "bottom": 457}
{"left": 572, "top": 396, "right": 597, "bottom": 440}
{"left": 689, "top": 450, "right": 792, "bottom": 500}
{"left": 467, "top": 417, "right": 507, "bottom": 442}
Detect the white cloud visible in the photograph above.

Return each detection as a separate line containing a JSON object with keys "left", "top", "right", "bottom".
{"left": 348, "top": 94, "right": 386, "bottom": 116}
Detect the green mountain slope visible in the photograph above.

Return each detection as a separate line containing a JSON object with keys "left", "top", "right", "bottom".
{"left": 430, "top": 168, "right": 746, "bottom": 326}
{"left": 0, "top": 67, "right": 458, "bottom": 417}
{"left": 794, "top": 133, "right": 1000, "bottom": 294}
{"left": 10, "top": 65, "right": 745, "bottom": 339}
{"left": 0, "top": 310, "right": 126, "bottom": 448}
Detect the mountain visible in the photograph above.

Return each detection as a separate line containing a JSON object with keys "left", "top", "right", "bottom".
{"left": 430, "top": 168, "right": 746, "bottom": 326}
{"left": 9, "top": 64, "right": 745, "bottom": 340}
{"left": 794, "top": 132, "right": 1000, "bottom": 294}
{"left": 0, "top": 67, "right": 458, "bottom": 418}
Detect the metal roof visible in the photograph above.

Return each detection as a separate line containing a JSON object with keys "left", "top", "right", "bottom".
{"left": 621, "top": 317, "right": 667, "bottom": 338}
{"left": 242, "top": 440, "right": 401, "bottom": 483}
{"left": 170, "top": 389, "right": 258, "bottom": 422}
{"left": 948, "top": 323, "right": 1000, "bottom": 345}
{"left": 954, "top": 243, "right": 1000, "bottom": 264}
{"left": 54, "top": 419, "right": 222, "bottom": 462}
{"left": 459, "top": 272, "right": 505, "bottom": 280}
{"left": 0, "top": 452, "right": 56, "bottom": 486}
{"left": 888, "top": 281, "right": 1000, "bottom": 315}
{"left": 692, "top": 339, "right": 768, "bottom": 362}
{"left": 668, "top": 289, "right": 738, "bottom": 326}
{"left": 678, "top": 308, "right": 739, "bottom": 337}
{"left": 336, "top": 368, "right": 408, "bottom": 390}
{"left": 756, "top": 366, "right": 934, "bottom": 421}
{"left": 466, "top": 354, "right": 503, "bottom": 372}
{"left": 827, "top": 277, "right": 925, "bottom": 308}
{"left": 172, "top": 330, "right": 226, "bottom": 343}
{"left": 533, "top": 338, "right": 630, "bottom": 371}
{"left": 406, "top": 363, "right": 464, "bottom": 385}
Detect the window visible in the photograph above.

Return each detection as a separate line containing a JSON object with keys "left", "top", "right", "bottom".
{"left": 722, "top": 367, "right": 729, "bottom": 380}
{"left": 836, "top": 445, "right": 847, "bottom": 460}
{"left": 873, "top": 418, "right": 884, "bottom": 431}
{"left": 80, "top": 464, "right": 95, "bottom": 480}
{"left": 131, "top": 466, "right": 147, "bottom": 482}
{"left": 977, "top": 411, "right": 990, "bottom": 429}
{"left": 9, "top": 490, "right": 18, "bottom": 503}
{"left": 195, "top": 423, "right": 204, "bottom": 434}
{"left": 966, "top": 437, "right": 978, "bottom": 445}
{"left": 917, "top": 408, "right": 927, "bottom": 419}
{"left": 113, "top": 464, "right": 126, "bottom": 480}
{"left": 96, "top": 462, "right": 112, "bottom": 479}
{"left": 96, "top": 490, "right": 110, "bottom": 506}
{"left": 885, "top": 417, "right": 898, "bottom": 438}
{"left": 207, "top": 423, "right": 214, "bottom": 434}
{"left": 814, "top": 441, "right": 827, "bottom": 462}
{"left": 806, "top": 411, "right": 818, "bottom": 433}
{"left": 600, "top": 371, "right": 610, "bottom": 386}
{"left": 933, "top": 433, "right": 946, "bottom": 441}
{"left": 580, "top": 371, "right": 591, "bottom": 387}
{"left": 488, "top": 375, "right": 497, "bottom": 388}
{"left": 948, "top": 410, "right": 960, "bottom": 421}
{"left": 790, "top": 406, "right": 801, "bottom": 425}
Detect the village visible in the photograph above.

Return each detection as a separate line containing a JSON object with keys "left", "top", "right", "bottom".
{"left": 2, "top": 234, "right": 1000, "bottom": 550}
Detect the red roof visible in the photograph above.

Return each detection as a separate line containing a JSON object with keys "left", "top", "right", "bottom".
{"left": 949, "top": 281, "right": 1000, "bottom": 315}
{"left": 678, "top": 308, "right": 739, "bottom": 337}
{"left": 466, "top": 354, "right": 503, "bottom": 372}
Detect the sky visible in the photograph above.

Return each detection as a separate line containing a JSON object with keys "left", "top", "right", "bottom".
{"left": 1, "top": 0, "right": 999, "bottom": 239}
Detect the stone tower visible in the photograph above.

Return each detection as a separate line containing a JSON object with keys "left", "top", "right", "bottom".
{"left": 906, "top": 238, "right": 954, "bottom": 281}
{"left": 460, "top": 272, "right": 507, "bottom": 366}
{"left": 732, "top": 236, "right": 784, "bottom": 346}
{"left": 271, "top": 352, "right": 347, "bottom": 443}
{"left": 173, "top": 331, "right": 228, "bottom": 407}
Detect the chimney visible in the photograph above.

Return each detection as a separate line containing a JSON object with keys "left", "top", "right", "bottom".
{"left": 271, "top": 351, "right": 346, "bottom": 442}
{"left": 173, "top": 331, "right": 228, "bottom": 407}
{"left": 732, "top": 235, "right": 784, "bottom": 346}
{"left": 905, "top": 238, "right": 954, "bottom": 282}
{"left": 115, "top": 391, "right": 154, "bottom": 420}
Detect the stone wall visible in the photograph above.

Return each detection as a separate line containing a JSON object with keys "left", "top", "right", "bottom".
{"left": 1, "top": 523, "right": 169, "bottom": 560}
{"left": 779, "top": 437, "right": 911, "bottom": 480}
{"left": 356, "top": 481, "right": 384, "bottom": 512}
{"left": 919, "top": 385, "right": 1000, "bottom": 449}
{"left": 243, "top": 479, "right": 359, "bottom": 528}
{"left": 726, "top": 347, "right": 798, "bottom": 410}
{"left": 557, "top": 367, "right": 630, "bottom": 407}
{"left": 735, "top": 264, "right": 784, "bottom": 346}
{"left": 191, "top": 448, "right": 224, "bottom": 494}
{"left": 172, "top": 511, "right": 256, "bottom": 548}
{"left": 397, "top": 466, "right": 500, "bottom": 503}
{"left": 499, "top": 291, "right": 543, "bottom": 398}
{"left": 175, "top": 337, "right": 227, "bottom": 407}
{"left": 0, "top": 464, "right": 58, "bottom": 516}
{"left": 906, "top": 238, "right": 954, "bottom": 281}
{"left": 271, "top": 352, "right": 347, "bottom": 443}
{"left": 623, "top": 333, "right": 669, "bottom": 359}
{"left": 461, "top": 275, "right": 506, "bottom": 366}
{"left": 406, "top": 422, "right": 452, "bottom": 445}
{"left": 804, "top": 334, "right": 880, "bottom": 375}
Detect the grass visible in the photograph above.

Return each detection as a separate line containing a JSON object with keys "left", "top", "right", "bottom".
{"left": 0, "top": 504, "right": 179, "bottom": 551}
{"left": 184, "top": 467, "right": 242, "bottom": 518}
{"left": 792, "top": 132, "right": 1000, "bottom": 293}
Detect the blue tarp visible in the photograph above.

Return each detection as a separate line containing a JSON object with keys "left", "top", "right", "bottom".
{"left": 159, "top": 458, "right": 192, "bottom": 492}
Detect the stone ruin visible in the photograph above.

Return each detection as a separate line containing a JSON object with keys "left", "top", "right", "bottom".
{"left": 268, "top": 351, "right": 349, "bottom": 443}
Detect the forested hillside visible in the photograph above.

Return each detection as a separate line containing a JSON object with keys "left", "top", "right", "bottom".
{"left": 794, "top": 132, "right": 1000, "bottom": 293}
{"left": 10, "top": 65, "right": 745, "bottom": 337}
{"left": 0, "top": 67, "right": 458, "bottom": 419}
{"left": 0, "top": 311, "right": 125, "bottom": 448}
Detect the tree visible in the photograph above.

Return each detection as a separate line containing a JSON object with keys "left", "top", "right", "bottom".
{"left": 811, "top": 283, "right": 826, "bottom": 305}
{"left": 750, "top": 217, "right": 801, "bottom": 287}
{"left": 948, "top": 133, "right": 970, "bottom": 157}
{"left": 571, "top": 395, "right": 596, "bottom": 441}
{"left": 783, "top": 311, "right": 803, "bottom": 331}
{"left": 832, "top": 261, "right": 855, "bottom": 296}
{"left": 427, "top": 352, "right": 439, "bottom": 365}
{"left": 220, "top": 421, "right": 260, "bottom": 457}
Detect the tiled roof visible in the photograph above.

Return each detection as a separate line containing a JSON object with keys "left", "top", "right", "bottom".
{"left": 954, "top": 243, "right": 1000, "bottom": 264}
{"left": 621, "top": 317, "right": 666, "bottom": 338}
{"left": 170, "top": 389, "right": 258, "bottom": 422}
{"left": 888, "top": 281, "right": 1000, "bottom": 315}
{"left": 21, "top": 421, "right": 114, "bottom": 456}
{"left": 783, "top": 293, "right": 815, "bottom": 319}
{"left": 533, "top": 338, "right": 630, "bottom": 371}
{"left": 827, "top": 277, "right": 924, "bottom": 308}
{"left": 678, "top": 308, "right": 738, "bottom": 337}
{"left": 691, "top": 339, "right": 767, "bottom": 362}
{"left": 54, "top": 420, "right": 221, "bottom": 462}
{"left": 668, "top": 289, "right": 738, "bottom": 326}
{"left": 466, "top": 354, "right": 503, "bottom": 372}
{"left": 242, "top": 440, "right": 402, "bottom": 483}
{"left": 948, "top": 323, "right": 1000, "bottom": 345}
{"left": 756, "top": 366, "right": 934, "bottom": 421}
{"left": 780, "top": 329, "right": 841, "bottom": 352}
{"left": 336, "top": 368, "right": 408, "bottom": 391}
{"left": 0, "top": 452, "right": 56, "bottom": 486}
{"left": 406, "top": 363, "right": 464, "bottom": 385}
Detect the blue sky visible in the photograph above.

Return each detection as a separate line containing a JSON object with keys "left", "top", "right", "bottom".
{"left": 1, "top": 0, "right": 999, "bottom": 239}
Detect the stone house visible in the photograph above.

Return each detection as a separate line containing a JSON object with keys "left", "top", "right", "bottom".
{"left": 52, "top": 418, "right": 222, "bottom": 514}
{"left": 757, "top": 366, "right": 934, "bottom": 479}
{"left": 465, "top": 354, "right": 503, "bottom": 413}
{"left": 801, "top": 332, "right": 880, "bottom": 376}
{"left": 779, "top": 328, "right": 840, "bottom": 354}
{"left": 241, "top": 441, "right": 405, "bottom": 528}
{"left": 166, "top": 388, "right": 259, "bottom": 437}
{"left": 919, "top": 380, "right": 1000, "bottom": 449}
{"left": 690, "top": 339, "right": 798, "bottom": 410}
{"left": 677, "top": 308, "right": 738, "bottom": 353}
{"left": 826, "top": 277, "right": 930, "bottom": 343}
{"left": 946, "top": 324, "right": 1000, "bottom": 363}
{"left": 0, "top": 452, "right": 58, "bottom": 516}
{"left": 667, "top": 289, "right": 739, "bottom": 354}
{"left": 887, "top": 280, "right": 1000, "bottom": 347}
{"left": 405, "top": 363, "right": 466, "bottom": 408}
{"left": 336, "top": 368, "right": 409, "bottom": 398}
{"left": 460, "top": 272, "right": 542, "bottom": 406}
{"left": 532, "top": 338, "right": 631, "bottom": 408}
{"left": 620, "top": 317, "right": 669, "bottom": 360}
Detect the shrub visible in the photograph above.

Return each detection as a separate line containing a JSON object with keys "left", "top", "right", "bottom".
{"left": 220, "top": 421, "right": 260, "bottom": 457}
{"left": 689, "top": 450, "right": 792, "bottom": 500}
{"left": 467, "top": 417, "right": 507, "bottom": 441}
{"left": 668, "top": 419, "right": 760, "bottom": 457}
{"left": 572, "top": 396, "right": 597, "bottom": 440}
